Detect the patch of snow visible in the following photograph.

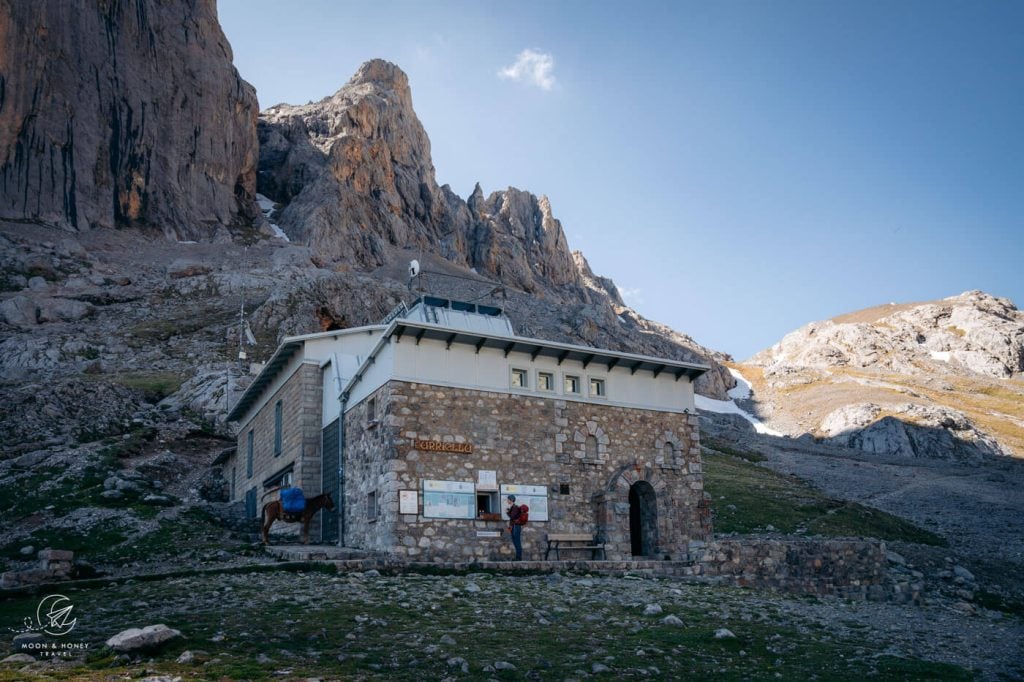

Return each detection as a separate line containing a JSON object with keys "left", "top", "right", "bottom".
{"left": 255, "top": 193, "right": 289, "bottom": 241}
{"left": 176, "top": 240, "right": 198, "bottom": 245}
{"left": 617, "top": 315, "right": 627, "bottom": 324}
{"left": 695, "top": 394, "right": 783, "bottom": 437}
{"left": 930, "top": 351, "right": 951, "bottom": 362}
{"left": 726, "top": 368, "right": 752, "bottom": 400}
{"left": 255, "top": 193, "right": 276, "bottom": 214}
{"left": 269, "top": 223, "right": 290, "bottom": 242}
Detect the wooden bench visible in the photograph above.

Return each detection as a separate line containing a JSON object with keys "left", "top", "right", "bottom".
{"left": 544, "top": 533, "right": 606, "bottom": 560}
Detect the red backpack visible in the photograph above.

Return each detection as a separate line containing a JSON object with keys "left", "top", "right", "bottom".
{"left": 516, "top": 504, "right": 529, "bottom": 525}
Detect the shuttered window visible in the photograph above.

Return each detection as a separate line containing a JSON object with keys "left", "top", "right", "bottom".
{"left": 274, "top": 400, "right": 283, "bottom": 457}
{"left": 246, "top": 431, "right": 254, "bottom": 477}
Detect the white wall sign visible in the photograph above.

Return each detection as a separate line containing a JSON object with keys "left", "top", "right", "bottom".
{"left": 477, "top": 470, "right": 497, "bottom": 491}
{"left": 399, "top": 490, "right": 418, "bottom": 515}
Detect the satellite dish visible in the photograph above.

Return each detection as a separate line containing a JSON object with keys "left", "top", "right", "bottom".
{"left": 409, "top": 259, "right": 420, "bottom": 278}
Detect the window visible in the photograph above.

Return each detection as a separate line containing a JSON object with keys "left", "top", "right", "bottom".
{"left": 559, "top": 483, "right": 571, "bottom": 495}
{"left": 477, "top": 491, "right": 499, "bottom": 516}
{"left": 589, "top": 377, "right": 606, "bottom": 397}
{"left": 264, "top": 467, "right": 293, "bottom": 489}
{"left": 511, "top": 368, "right": 529, "bottom": 389}
{"left": 585, "top": 435, "right": 598, "bottom": 459}
{"left": 665, "top": 442, "right": 679, "bottom": 465}
{"left": 273, "top": 400, "right": 283, "bottom": 457}
{"left": 564, "top": 374, "right": 581, "bottom": 394}
{"left": 245, "top": 488, "right": 257, "bottom": 519}
{"left": 246, "top": 431, "right": 254, "bottom": 477}
{"left": 367, "top": 397, "right": 377, "bottom": 420}
{"left": 538, "top": 371, "right": 554, "bottom": 392}
{"left": 367, "top": 490, "right": 377, "bottom": 521}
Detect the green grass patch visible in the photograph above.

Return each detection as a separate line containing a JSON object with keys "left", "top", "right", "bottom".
{"left": 96, "top": 426, "right": 158, "bottom": 459}
{"left": 703, "top": 437, "right": 766, "bottom": 462}
{"left": 0, "top": 520, "right": 128, "bottom": 562}
{"left": 704, "top": 452, "right": 947, "bottom": 545}
{"left": 106, "top": 372, "right": 184, "bottom": 400}
{"left": 974, "top": 590, "right": 1024, "bottom": 617}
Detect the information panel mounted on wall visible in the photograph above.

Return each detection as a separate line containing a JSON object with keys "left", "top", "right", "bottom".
{"left": 500, "top": 484, "right": 549, "bottom": 522}
{"left": 422, "top": 480, "right": 476, "bottom": 519}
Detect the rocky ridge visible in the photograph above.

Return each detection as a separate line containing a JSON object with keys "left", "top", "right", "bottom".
{"left": 736, "top": 291, "right": 1024, "bottom": 459}
{"left": 751, "top": 291, "right": 1024, "bottom": 378}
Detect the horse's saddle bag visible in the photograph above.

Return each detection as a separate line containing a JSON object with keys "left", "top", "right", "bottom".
{"left": 281, "top": 487, "right": 306, "bottom": 514}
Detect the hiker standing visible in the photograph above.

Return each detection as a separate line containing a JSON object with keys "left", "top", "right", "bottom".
{"left": 506, "top": 494, "right": 523, "bottom": 561}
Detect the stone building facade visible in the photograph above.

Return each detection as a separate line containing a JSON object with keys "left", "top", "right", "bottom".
{"left": 228, "top": 362, "right": 325, "bottom": 538}
{"left": 225, "top": 296, "right": 711, "bottom": 560}
{"left": 342, "top": 381, "right": 709, "bottom": 561}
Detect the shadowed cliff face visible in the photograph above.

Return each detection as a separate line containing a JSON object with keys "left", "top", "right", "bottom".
{"left": 0, "top": 0, "right": 258, "bottom": 238}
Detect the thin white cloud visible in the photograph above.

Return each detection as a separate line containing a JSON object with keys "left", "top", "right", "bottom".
{"left": 619, "top": 286, "right": 644, "bottom": 305}
{"left": 498, "top": 49, "right": 556, "bottom": 91}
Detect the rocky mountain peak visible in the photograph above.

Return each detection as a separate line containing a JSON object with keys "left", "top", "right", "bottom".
{"left": 255, "top": 60, "right": 734, "bottom": 395}
{"left": 345, "top": 58, "right": 412, "bottom": 98}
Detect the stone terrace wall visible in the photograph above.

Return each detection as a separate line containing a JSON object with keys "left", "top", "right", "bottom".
{"left": 686, "top": 538, "right": 918, "bottom": 602}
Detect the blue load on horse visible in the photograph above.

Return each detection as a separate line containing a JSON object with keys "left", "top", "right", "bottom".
{"left": 280, "top": 487, "right": 306, "bottom": 514}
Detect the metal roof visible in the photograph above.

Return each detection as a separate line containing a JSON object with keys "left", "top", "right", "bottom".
{"left": 225, "top": 324, "right": 387, "bottom": 424}
{"left": 388, "top": 320, "right": 710, "bottom": 382}
{"left": 226, "top": 339, "right": 303, "bottom": 423}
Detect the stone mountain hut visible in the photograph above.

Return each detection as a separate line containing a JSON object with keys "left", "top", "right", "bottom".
{"left": 223, "top": 297, "right": 712, "bottom": 561}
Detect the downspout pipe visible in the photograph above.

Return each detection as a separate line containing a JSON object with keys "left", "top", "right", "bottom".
{"left": 330, "top": 353, "right": 348, "bottom": 548}
{"left": 338, "top": 392, "right": 348, "bottom": 548}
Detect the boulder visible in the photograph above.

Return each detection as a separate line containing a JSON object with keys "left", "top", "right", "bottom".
{"left": 821, "top": 402, "right": 1007, "bottom": 460}
{"left": 37, "top": 298, "right": 95, "bottom": 323}
{"left": 167, "top": 259, "right": 213, "bottom": 280}
{"left": 0, "top": 296, "right": 39, "bottom": 327}
{"left": 105, "top": 624, "right": 182, "bottom": 652}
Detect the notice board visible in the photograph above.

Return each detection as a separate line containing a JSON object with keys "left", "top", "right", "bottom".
{"left": 500, "top": 483, "right": 549, "bottom": 522}
{"left": 422, "top": 480, "right": 475, "bottom": 519}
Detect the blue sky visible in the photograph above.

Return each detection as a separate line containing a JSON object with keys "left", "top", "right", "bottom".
{"left": 218, "top": 0, "right": 1023, "bottom": 360}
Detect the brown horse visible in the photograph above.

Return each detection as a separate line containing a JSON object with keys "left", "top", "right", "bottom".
{"left": 261, "top": 492, "right": 335, "bottom": 545}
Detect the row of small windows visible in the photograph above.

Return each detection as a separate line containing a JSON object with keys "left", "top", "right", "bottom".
{"left": 511, "top": 368, "right": 606, "bottom": 398}
{"left": 246, "top": 400, "right": 284, "bottom": 479}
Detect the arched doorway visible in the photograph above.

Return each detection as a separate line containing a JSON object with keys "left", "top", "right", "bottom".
{"left": 628, "top": 481, "right": 658, "bottom": 556}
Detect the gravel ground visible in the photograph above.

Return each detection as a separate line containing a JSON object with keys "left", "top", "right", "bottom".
{"left": 2, "top": 568, "right": 1021, "bottom": 680}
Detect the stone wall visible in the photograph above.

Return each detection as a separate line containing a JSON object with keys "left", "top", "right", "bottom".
{"left": 0, "top": 549, "right": 75, "bottom": 589}
{"left": 341, "top": 380, "right": 710, "bottom": 561}
{"left": 685, "top": 538, "right": 917, "bottom": 601}
{"left": 230, "top": 362, "right": 323, "bottom": 536}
